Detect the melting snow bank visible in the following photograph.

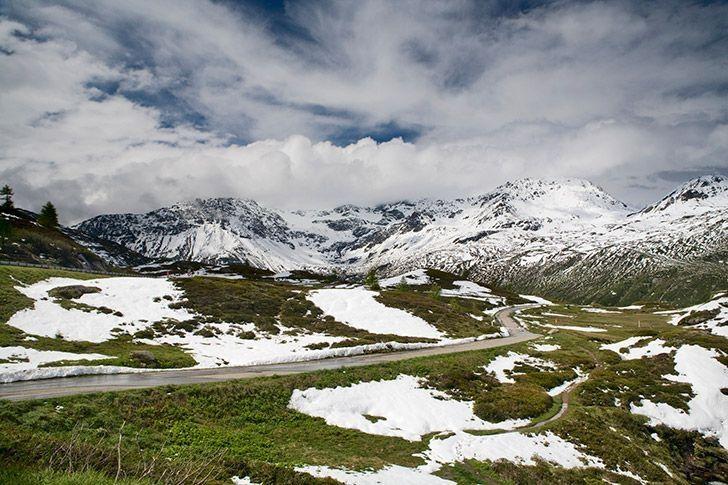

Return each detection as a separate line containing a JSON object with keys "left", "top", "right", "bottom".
{"left": 307, "top": 288, "right": 444, "bottom": 339}
{"left": 0, "top": 364, "right": 151, "bottom": 384}
{"left": 483, "top": 351, "right": 556, "bottom": 384}
{"left": 288, "top": 374, "right": 528, "bottom": 441}
{"left": 600, "top": 337, "right": 675, "bottom": 360}
{"left": 630, "top": 345, "right": 728, "bottom": 448}
{"left": 159, "top": 331, "right": 494, "bottom": 369}
{"left": 7, "top": 276, "right": 194, "bottom": 342}
{"left": 0, "top": 346, "right": 110, "bottom": 373}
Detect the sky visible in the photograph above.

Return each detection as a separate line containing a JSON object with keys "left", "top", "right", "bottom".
{"left": 1, "top": 0, "right": 727, "bottom": 223}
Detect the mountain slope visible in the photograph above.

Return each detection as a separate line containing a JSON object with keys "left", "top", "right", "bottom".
{"left": 74, "top": 176, "right": 728, "bottom": 305}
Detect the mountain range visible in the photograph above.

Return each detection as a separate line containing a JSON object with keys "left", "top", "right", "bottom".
{"left": 74, "top": 175, "right": 728, "bottom": 306}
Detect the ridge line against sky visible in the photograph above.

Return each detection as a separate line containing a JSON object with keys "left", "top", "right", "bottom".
{"left": 0, "top": 0, "right": 727, "bottom": 224}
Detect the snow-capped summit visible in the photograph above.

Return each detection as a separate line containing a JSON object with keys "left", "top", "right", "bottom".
{"left": 640, "top": 175, "right": 728, "bottom": 215}
{"left": 75, "top": 176, "right": 728, "bottom": 305}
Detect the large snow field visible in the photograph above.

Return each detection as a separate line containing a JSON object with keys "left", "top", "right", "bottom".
{"left": 630, "top": 344, "right": 728, "bottom": 448}
{"left": 439, "top": 280, "right": 504, "bottom": 305}
{"left": 482, "top": 351, "right": 556, "bottom": 384}
{"left": 307, "top": 288, "right": 444, "bottom": 339}
{"left": 7, "top": 276, "right": 194, "bottom": 342}
{"left": 601, "top": 337, "right": 675, "bottom": 360}
{"left": 288, "top": 374, "right": 528, "bottom": 441}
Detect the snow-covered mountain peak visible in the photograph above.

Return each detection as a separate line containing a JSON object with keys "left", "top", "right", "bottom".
{"left": 641, "top": 175, "right": 728, "bottom": 215}
{"left": 470, "top": 177, "right": 630, "bottom": 228}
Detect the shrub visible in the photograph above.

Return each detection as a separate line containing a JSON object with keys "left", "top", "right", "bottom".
{"left": 474, "top": 383, "right": 553, "bottom": 421}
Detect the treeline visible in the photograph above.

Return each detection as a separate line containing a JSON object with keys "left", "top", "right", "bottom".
{"left": 0, "top": 184, "right": 60, "bottom": 240}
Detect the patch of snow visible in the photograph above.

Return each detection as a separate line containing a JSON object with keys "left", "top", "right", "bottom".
{"left": 630, "top": 345, "right": 728, "bottom": 448}
{"left": 231, "top": 477, "right": 260, "bottom": 485}
{"left": 7, "top": 277, "right": 194, "bottom": 342}
{"left": 542, "top": 324, "right": 607, "bottom": 333}
{"left": 440, "top": 281, "right": 504, "bottom": 305}
{"left": 0, "top": 346, "right": 110, "bottom": 377}
{"left": 520, "top": 294, "right": 554, "bottom": 305}
{"left": 288, "top": 374, "right": 528, "bottom": 442}
{"left": 542, "top": 312, "right": 573, "bottom": 318}
{"left": 618, "top": 305, "right": 644, "bottom": 310}
{"left": 532, "top": 343, "right": 560, "bottom": 352}
{"left": 582, "top": 307, "right": 621, "bottom": 314}
{"left": 548, "top": 369, "right": 588, "bottom": 396}
{"left": 666, "top": 295, "right": 728, "bottom": 337}
{"left": 425, "top": 431, "right": 604, "bottom": 470}
{"left": 379, "top": 269, "right": 431, "bottom": 288}
{"left": 483, "top": 351, "right": 556, "bottom": 384}
{"left": 601, "top": 337, "right": 675, "bottom": 360}
{"left": 307, "top": 288, "right": 443, "bottom": 339}
{"left": 297, "top": 465, "right": 453, "bottom": 484}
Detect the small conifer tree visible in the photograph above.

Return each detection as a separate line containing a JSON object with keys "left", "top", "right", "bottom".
{"left": 38, "top": 201, "right": 59, "bottom": 228}
{"left": 0, "top": 185, "right": 13, "bottom": 209}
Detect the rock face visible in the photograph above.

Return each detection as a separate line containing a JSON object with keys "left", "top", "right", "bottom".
{"left": 74, "top": 176, "right": 728, "bottom": 305}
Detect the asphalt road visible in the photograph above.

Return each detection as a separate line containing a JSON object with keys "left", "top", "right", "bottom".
{"left": 0, "top": 305, "right": 538, "bottom": 401}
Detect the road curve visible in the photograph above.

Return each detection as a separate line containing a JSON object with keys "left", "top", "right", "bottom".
{"left": 0, "top": 305, "right": 538, "bottom": 401}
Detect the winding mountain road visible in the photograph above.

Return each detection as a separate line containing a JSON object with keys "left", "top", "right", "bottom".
{"left": 0, "top": 305, "right": 538, "bottom": 401}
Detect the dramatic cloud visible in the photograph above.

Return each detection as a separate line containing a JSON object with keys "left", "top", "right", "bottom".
{"left": 0, "top": 0, "right": 727, "bottom": 222}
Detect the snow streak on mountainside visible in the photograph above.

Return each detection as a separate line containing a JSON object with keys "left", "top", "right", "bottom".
{"left": 75, "top": 176, "right": 728, "bottom": 305}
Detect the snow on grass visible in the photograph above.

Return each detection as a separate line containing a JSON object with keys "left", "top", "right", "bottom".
{"left": 307, "top": 288, "right": 443, "bottom": 339}
{"left": 542, "top": 324, "right": 607, "bottom": 333}
{"left": 440, "top": 281, "right": 505, "bottom": 304}
{"left": 299, "top": 431, "right": 611, "bottom": 484}
{"left": 297, "top": 465, "right": 453, "bottom": 485}
{"left": 424, "top": 431, "right": 605, "bottom": 470}
{"left": 618, "top": 305, "right": 644, "bottom": 310}
{"left": 582, "top": 307, "right": 621, "bottom": 314}
{"left": 0, "top": 346, "right": 110, "bottom": 373}
{"left": 483, "top": 351, "right": 556, "bottom": 384}
{"left": 288, "top": 374, "right": 528, "bottom": 442}
{"left": 630, "top": 345, "right": 728, "bottom": 448}
{"left": 231, "top": 476, "right": 260, "bottom": 485}
{"left": 547, "top": 369, "right": 588, "bottom": 396}
{"left": 542, "top": 312, "right": 573, "bottom": 318}
{"left": 520, "top": 294, "right": 554, "bottom": 305}
{"left": 666, "top": 294, "right": 728, "bottom": 337}
{"left": 379, "top": 269, "right": 431, "bottom": 288}
{"left": 532, "top": 343, "right": 561, "bottom": 352}
{"left": 7, "top": 276, "right": 194, "bottom": 342}
{"left": 600, "top": 337, "right": 675, "bottom": 360}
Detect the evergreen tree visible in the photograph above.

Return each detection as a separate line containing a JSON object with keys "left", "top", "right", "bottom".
{"left": 38, "top": 201, "right": 59, "bottom": 228}
{"left": 0, "top": 185, "right": 13, "bottom": 209}
{"left": 364, "top": 268, "right": 380, "bottom": 290}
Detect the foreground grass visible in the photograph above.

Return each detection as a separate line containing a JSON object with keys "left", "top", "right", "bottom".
{"left": 1, "top": 307, "right": 727, "bottom": 483}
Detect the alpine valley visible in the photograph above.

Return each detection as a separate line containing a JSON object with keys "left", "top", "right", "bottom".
{"left": 75, "top": 175, "right": 728, "bottom": 306}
